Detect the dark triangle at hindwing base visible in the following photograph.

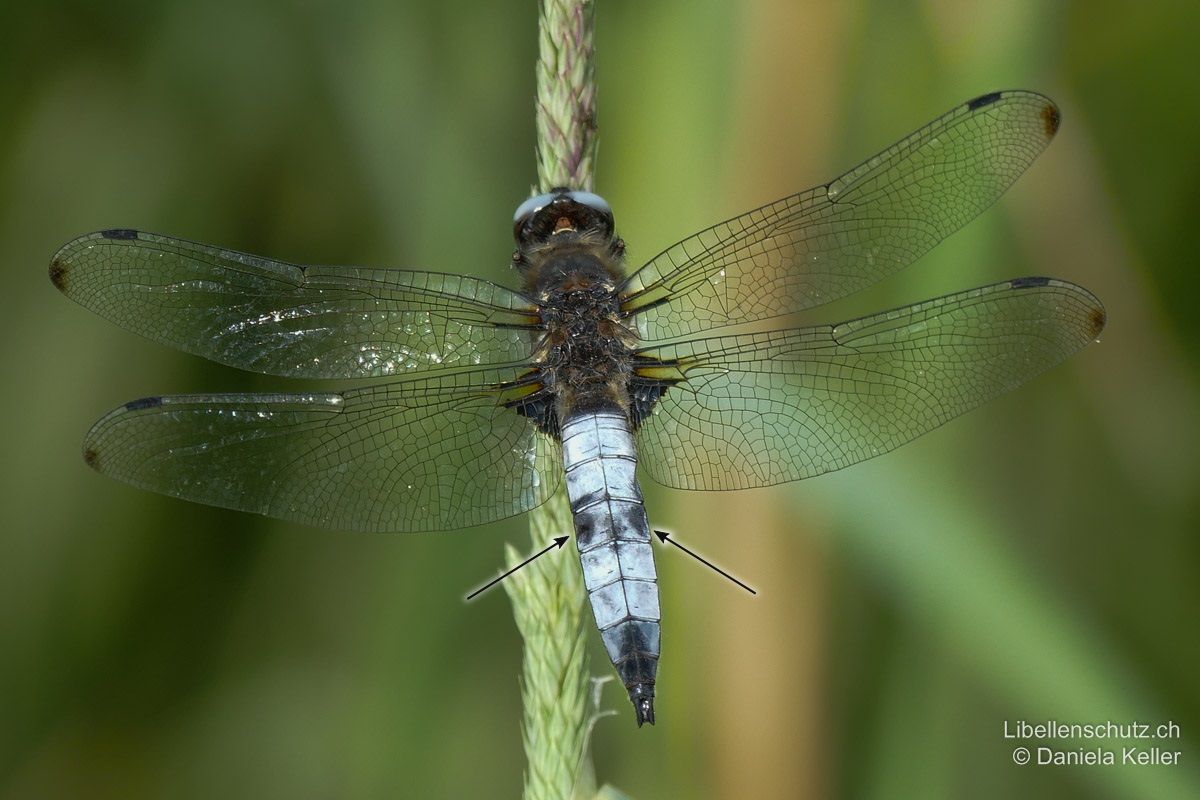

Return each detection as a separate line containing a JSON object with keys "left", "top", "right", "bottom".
{"left": 503, "top": 388, "right": 560, "bottom": 438}
{"left": 630, "top": 379, "right": 671, "bottom": 430}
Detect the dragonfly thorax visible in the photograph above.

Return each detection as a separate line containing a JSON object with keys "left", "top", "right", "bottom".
{"left": 534, "top": 280, "right": 638, "bottom": 425}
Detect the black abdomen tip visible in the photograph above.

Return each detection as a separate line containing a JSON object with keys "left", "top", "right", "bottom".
{"left": 635, "top": 697, "right": 655, "bottom": 727}
{"left": 629, "top": 684, "right": 655, "bottom": 727}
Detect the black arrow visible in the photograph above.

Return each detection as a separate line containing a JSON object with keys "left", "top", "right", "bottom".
{"left": 653, "top": 530, "right": 757, "bottom": 595}
{"left": 465, "top": 536, "right": 569, "bottom": 601}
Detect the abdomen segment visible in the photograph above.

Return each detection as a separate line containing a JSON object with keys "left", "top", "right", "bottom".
{"left": 560, "top": 410, "right": 661, "bottom": 726}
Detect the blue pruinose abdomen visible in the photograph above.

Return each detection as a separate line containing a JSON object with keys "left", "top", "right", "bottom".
{"left": 560, "top": 410, "right": 661, "bottom": 726}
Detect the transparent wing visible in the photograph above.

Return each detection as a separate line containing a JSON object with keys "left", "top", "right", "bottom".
{"left": 83, "top": 366, "right": 560, "bottom": 532}
{"left": 634, "top": 278, "right": 1105, "bottom": 490}
{"left": 621, "top": 90, "right": 1063, "bottom": 340}
{"left": 50, "top": 230, "right": 540, "bottom": 378}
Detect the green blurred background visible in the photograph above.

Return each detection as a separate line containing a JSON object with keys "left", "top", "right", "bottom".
{"left": 3, "top": 1, "right": 1198, "bottom": 798}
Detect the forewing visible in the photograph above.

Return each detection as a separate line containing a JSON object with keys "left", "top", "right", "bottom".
{"left": 621, "top": 91, "right": 1063, "bottom": 340}
{"left": 50, "top": 230, "right": 539, "bottom": 378}
{"left": 83, "top": 366, "right": 560, "bottom": 531}
{"left": 635, "top": 278, "right": 1105, "bottom": 490}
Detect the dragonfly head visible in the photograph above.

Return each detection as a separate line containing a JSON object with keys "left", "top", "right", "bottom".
{"left": 512, "top": 188, "right": 616, "bottom": 249}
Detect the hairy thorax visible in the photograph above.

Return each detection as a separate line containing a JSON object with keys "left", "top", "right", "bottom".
{"left": 523, "top": 237, "right": 639, "bottom": 425}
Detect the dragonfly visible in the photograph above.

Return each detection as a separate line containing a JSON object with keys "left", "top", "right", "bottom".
{"left": 50, "top": 90, "right": 1105, "bottom": 727}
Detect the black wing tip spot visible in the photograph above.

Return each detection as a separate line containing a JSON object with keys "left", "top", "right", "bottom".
{"left": 48, "top": 258, "right": 69, "bottom": 290}
{"left": 124, "top": 396, "right": 164, "bottom": 411}
{"left": 1088, "top": 305, "right": 1107, "bottom": 338}
{"left": 101, "top": 228, "right": 139, "bottom": 240}
{"left": 1010, "top": 276, "right": 1051, "bottom": 289}
{"left": 1041, "top": 102, "right": 1062, "bottom": 137}
{"left": 966, "top": 91, "right": 1004, "bottom": 111}
{"left": 83, "top": 447, "right": 100, "bottom": 470}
